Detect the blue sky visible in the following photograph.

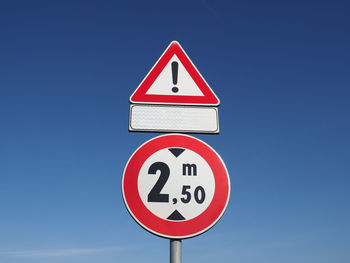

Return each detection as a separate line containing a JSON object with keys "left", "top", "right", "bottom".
{"left": 0, "top": 0, "right": 349, "bottom": 262}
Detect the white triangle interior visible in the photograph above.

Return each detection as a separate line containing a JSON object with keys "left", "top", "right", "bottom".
{"left": 145, "top": 55, "right": 204, "bottom": 96}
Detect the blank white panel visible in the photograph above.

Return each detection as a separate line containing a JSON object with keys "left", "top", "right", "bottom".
{"left": 129, "top": 105, "right": 219, "bottom": 133}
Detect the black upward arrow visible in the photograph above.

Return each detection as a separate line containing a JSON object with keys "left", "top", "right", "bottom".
{"left": 167, "top": 210, "right": 186, "bottom": 221}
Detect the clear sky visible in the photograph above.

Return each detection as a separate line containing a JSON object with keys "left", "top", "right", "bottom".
{"left": 1, "top": 0, "right": 349, "bottom": 262}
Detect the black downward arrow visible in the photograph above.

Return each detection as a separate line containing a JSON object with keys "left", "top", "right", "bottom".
{"left": 168, "top": 148, "right": 185, "bottom": 158}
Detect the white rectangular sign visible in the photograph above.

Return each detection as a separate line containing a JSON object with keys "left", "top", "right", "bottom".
{"left": 129, "top": 105, "right": 219, "bottom": 133}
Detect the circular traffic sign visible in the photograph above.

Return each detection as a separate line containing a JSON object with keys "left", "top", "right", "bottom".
{"left": 122, "top": 134, "right": 230, "bottom": 239}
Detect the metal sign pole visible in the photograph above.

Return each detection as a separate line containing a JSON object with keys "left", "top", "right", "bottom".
{"left": 170, "top": 239, "right": 182, "bottom": 263}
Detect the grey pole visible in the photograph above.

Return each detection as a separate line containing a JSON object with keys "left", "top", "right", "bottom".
{"left": 170, "top": 239, "right": 182, "bottom": 263}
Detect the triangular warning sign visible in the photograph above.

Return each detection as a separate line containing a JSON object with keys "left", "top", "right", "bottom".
{"left": 130, "top": 41, "right": 220, "bottom": 106}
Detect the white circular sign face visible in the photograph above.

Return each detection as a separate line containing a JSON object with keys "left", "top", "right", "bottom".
{"left": 122, "top": 134, "right": 230, "bottom": 239}
{"left": 138, "top": 148, "right": 215, "bottom": 221}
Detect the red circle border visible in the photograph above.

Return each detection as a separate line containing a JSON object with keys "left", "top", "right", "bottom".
{"left": 122, "top": 134, "right": 230, "bottom": 239}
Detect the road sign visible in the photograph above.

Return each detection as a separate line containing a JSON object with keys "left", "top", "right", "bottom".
{"left": 122, "top": 134, "right": 230, "bottom": 239}
{"left": 130, "top": 41, "right": 220, "bottom": 106}
{"left": 129, "top": 105, "right": 219, "bottom": 133}
{"left": 129, "top": 41, "right": 220, "bottom": 133}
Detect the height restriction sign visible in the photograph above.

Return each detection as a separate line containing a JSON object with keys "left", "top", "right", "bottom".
{"left": 122, "top": 134, "right": 230, "bottom": 239}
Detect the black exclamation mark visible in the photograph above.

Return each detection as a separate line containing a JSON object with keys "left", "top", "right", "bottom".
{"left": 171, "top": 61, "right": 179, "bottom": 93}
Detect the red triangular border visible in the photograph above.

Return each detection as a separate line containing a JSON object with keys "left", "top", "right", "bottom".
{"left": 130, "top": 41, "right": 220, "bottom": 106}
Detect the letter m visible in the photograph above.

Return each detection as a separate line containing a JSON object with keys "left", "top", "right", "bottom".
{"left": 182, "top": 164, "right": 197, "bottom": 176}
